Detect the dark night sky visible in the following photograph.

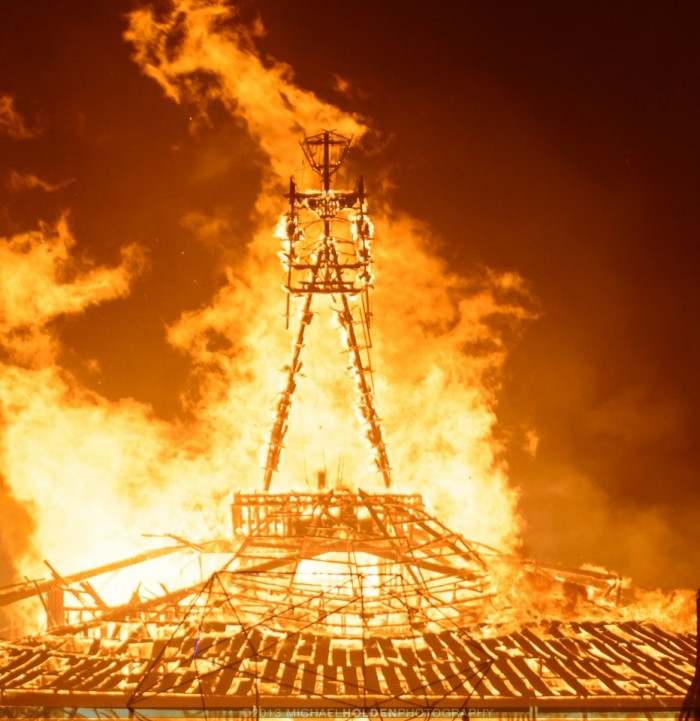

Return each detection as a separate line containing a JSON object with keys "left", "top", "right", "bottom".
{"left": 1, "top": 0, "right": 699, "bottom": 589}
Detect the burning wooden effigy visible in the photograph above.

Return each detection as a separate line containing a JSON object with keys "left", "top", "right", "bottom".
{"left": 0, "top": 132, "right": 695, "bottom": 719}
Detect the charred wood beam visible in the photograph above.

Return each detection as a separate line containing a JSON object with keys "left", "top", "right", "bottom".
{"left": 0, "top": 546, "right": 186, "bottom": 608}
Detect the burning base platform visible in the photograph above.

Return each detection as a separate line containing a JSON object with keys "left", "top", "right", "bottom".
{"left": 0, "top": 490, "right": 695, "bottom": 718}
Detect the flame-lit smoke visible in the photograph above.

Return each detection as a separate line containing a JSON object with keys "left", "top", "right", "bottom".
{"left": 0, "top": 217, "right": 143, "bottom": 365}
{"left": 0, "top": 94, "right": 36, "bottom": 140}
{"left": 6, "top": 170, "right": 72, "bottom": 193}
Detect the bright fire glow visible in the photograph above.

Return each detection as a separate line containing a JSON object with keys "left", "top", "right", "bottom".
{"left": 0, "top": 0, "right": 690, "bottom": 636}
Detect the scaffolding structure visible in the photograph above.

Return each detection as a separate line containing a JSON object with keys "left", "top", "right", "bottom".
{"left": 263, "top": 130, "right": 391, "bottom": 491}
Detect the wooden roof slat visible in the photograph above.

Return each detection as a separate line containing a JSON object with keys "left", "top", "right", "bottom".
{"left": 261, "top": 657, "right": 281, "bottom": 686}
{"left": 379, "top": 663, "right": 405, "bottom": 698}
{"left": 321, "top": 665, "right": 341, "bottom": 695}
{"left": 312, "top": 635, "right": 330, "bottom": 665}
{"left": 328, "top": 646, "right": 345, "bottom": 665}
{"left": 278, "top": 660, "right": 299, "bottom": 695}
{"left": 621, "top": 621, "right": 696, "bottom": 658}
{"left": 232, "top": 675, "right": 255, "bottom": 695}
{"left": 0, "top": 650, "right": 47, "bottom": 686}
{"left": 543, "top": 656, "right": 590, "bottom": 697}
{"left": 507, "top": 656, "right": 552, "bottom": 696}
{"left": 423, "top": 632, "right": 448, "bottom": 660}
{"left": 421, "top": 663, "right": 448, "bottom": 696}
{"left": 434, "top": 661, "right": 473, "bottom": 695}
{"left": 508, "top": 630, "right": 544, "bottom": 658}
{"left": 576, "top": 657, "right": 630, "bottom": 695}
{"left": 277, "top": 633, "right": 299, "bottom": 663}
{"left": 213, "top": 666, "right": 236, "bottom": 695}
{"left": 341, "top": 664, "right": 361, "bottom": 694}
{"left": 397, "top": 662, "right": 425, "bottom": 696}
{"left": 519, "top": 627, "right": 556, "bottom": 658}
{"left": 301, "top": 663, "right": 316, "bottom": 696}
{"left": 482, "top": 662, "right": 514, "bottom": 697}
{"left": 494, "top": 656, "right": 532, "bottom": 696}
{"left": 362, "top": 664, "right": 383, "bottom": 695}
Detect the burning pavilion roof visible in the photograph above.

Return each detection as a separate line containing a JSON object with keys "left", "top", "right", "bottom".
{"left": 0, "top": 491, "right": 696, "bottom": 718}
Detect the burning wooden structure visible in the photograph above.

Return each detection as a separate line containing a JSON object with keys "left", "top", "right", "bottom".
{"left": 0, "top": 490, "right": 695, "bottom": 717}
{"left": 0, "top": 133, "right": 696, "bottom": 718}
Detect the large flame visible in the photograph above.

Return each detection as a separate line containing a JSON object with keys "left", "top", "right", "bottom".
{"left": 1, "top": 0, "right": 528, "bottom": 626}
{"left": 125, "top": 0, "right": 531, "bottom": 541}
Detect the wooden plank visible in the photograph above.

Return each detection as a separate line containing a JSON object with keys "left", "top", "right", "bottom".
{"left": 495, "top": 656, "right": 530, "bottom": 696}
{"left": 422, "top": 664, "right": 447, "bottom": 696}
{"left": 519, "top": 626, "right": 558, "bottom": 657}
{"left": 622, "top": 621, "right": 695, "bottom": 659}
{"left": 331, "top": 647, "right": 347, "bottom": 666}
{"left": 98, "top": 671, "right": 126, "bottom": 691}
{"left": 398, "top": 646, "right": 418, "bottom": 665}
{"left": 540, "top": 638, "right": 573, "bottom": 660}
{"left": 416, "top": 646, "right": 434, "bottom": 664}
{"left": 299, "top": 663, "right": 317, "bottom": 695}
{"left": 585, "top": 637, "right": 629, "bottom": 665}
{"left": 195, "top": 671, "right": 217, "bottom": 695}
{"left": 213, "top": 667, "right": 236, "bottom": 694}
{"left": 227, "top": 632, "right": 248, "bottom": 660}
{"left": 543, "top": 656, "right": 590, "bottom": 697}
{"left": 380, "top": 664, "right": 405, "bottom": 698}
{"left": 167, "top": 668, "right": 198, "bottom": 693}
{"left": 507, "top": 631, "right": 543, "bottom": 659}
{"left": 378, "top": 637, "right": 400, "bottom": 660}
{"left": 423, "top": 632, "right": 447, "bottom": 659}
{"left": 246, "top": 627, "right": 264, "bottom": 655}
{"left": 483, "top": 662, "right": 513, "bottom": 697}
{"left": 278, "top": 661, "right": 298, "bottom": 695}
{"left": 348, "top": 648, "right": 363, "bottom": 666}
{"left": 92, "top": 660, "right": 130, "bottom": 689}
{"left": 313, "top": 635, "right": 331, "bottom": 665}
{"left": 508, "top": 656, "right": 551, "bottom": 696}
{"left": 434, "top": 661, "right": 467, "bottom": 695}
{"left": 149, "top": 637, "right": 168, "bottom": 659}
{"left": 321, "top": 665, "right": 340, "bottom": 696}
{"left": 233, "top": 675, "right": 254, "bottom": 695}
{"left": 581, "top": 622, "right": 628, "bottom": 646}
{"left": 277, "top": 633, "right": 299, "bottom": 663}
{"left": 362, "top": 664, "right": 383, "bottom": 695}
{"left": 54, "top": 658, "right": 92, "bottom": 688}
{"left": 0, "top": 650, "right": 47, "bottom": 686}
{"left": 341, "top": 665, "right": 360, "bottom": 694}
{"left": 579, "top": 655, "right": 626, "bottom": 682}
{"left": 653, "top": 655, "right": 694, "bottom": 683}
{"left": 79, "top": 658, "right": 117, "bottom": 689}
{"left": 398, "top": 663, "right": 425, "bottom": 694}
{"left": 261, "top": 658, "right": 281, "bottom": 685}
{"left": 180, "top": 636, "right": 197, "bottom": 657}
{"left": 260, "top": 632, "right": 282, "bottom": 658}
{"left": 438, "top": 632, "right": 481, "bottom": 664}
